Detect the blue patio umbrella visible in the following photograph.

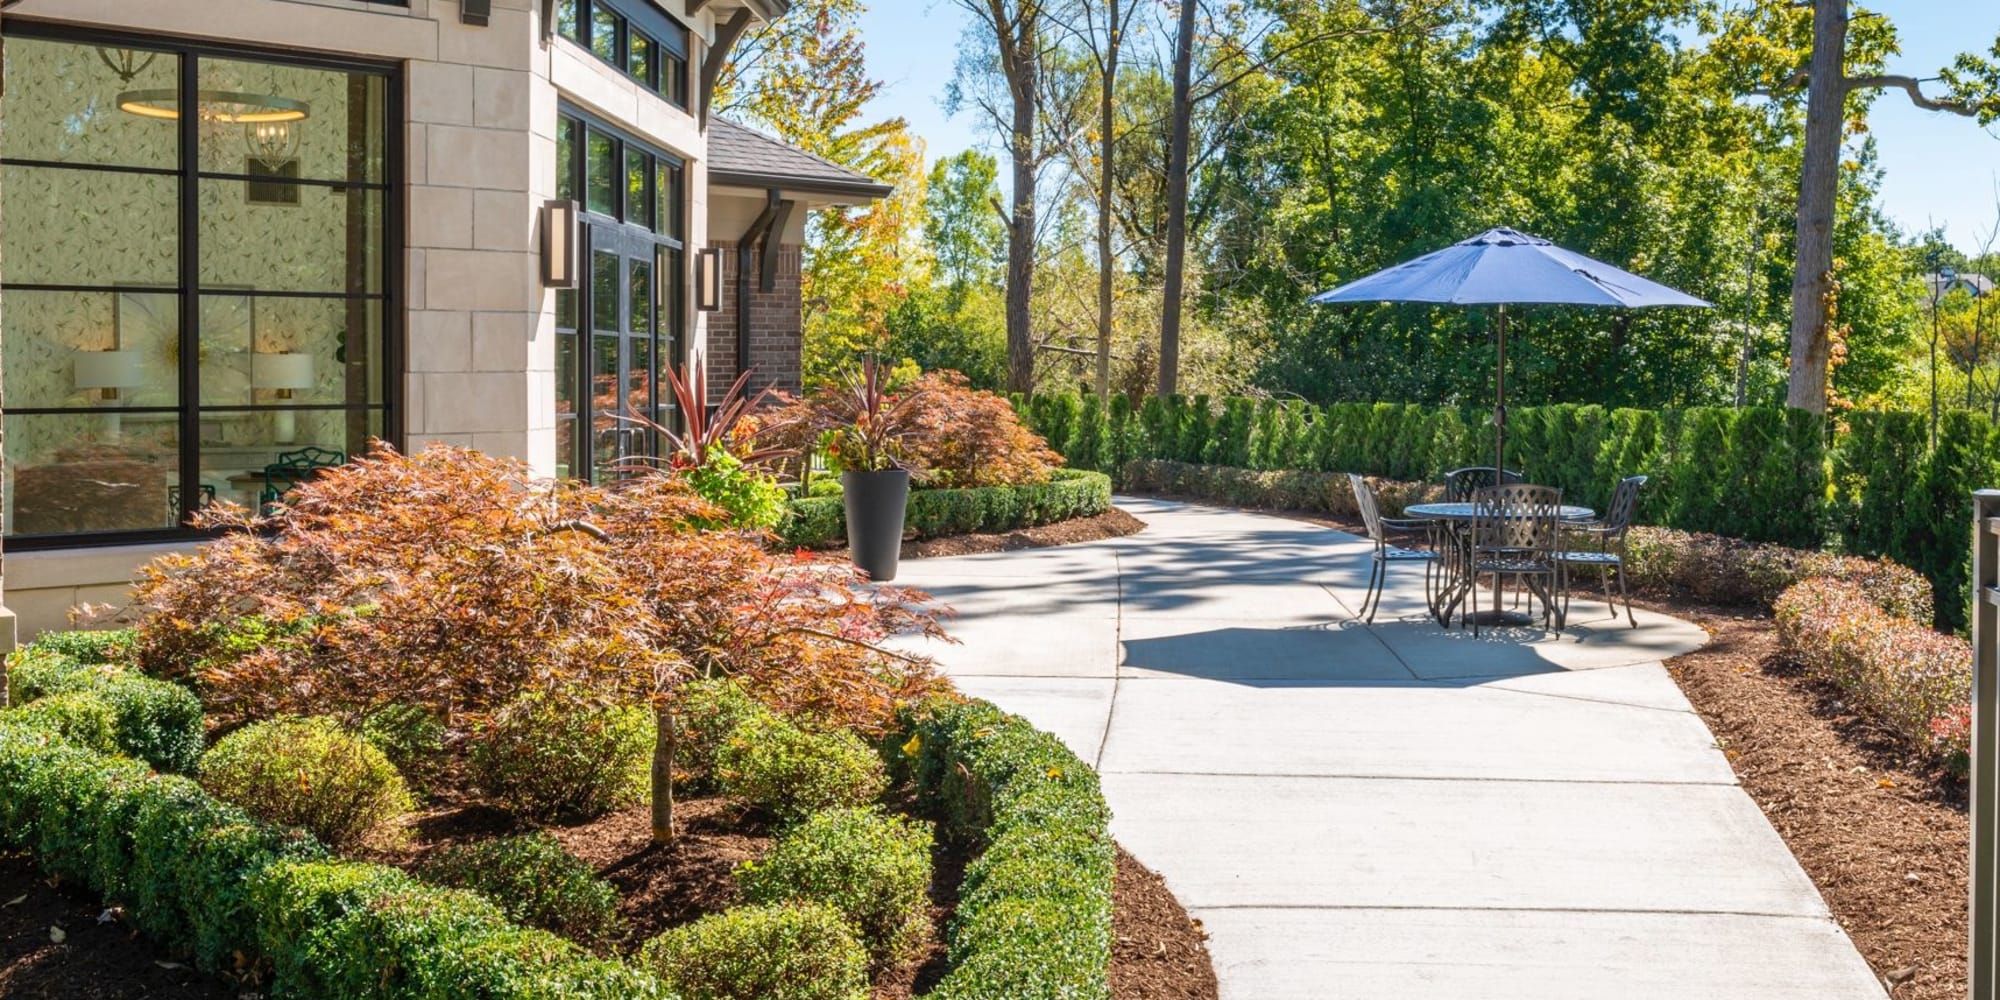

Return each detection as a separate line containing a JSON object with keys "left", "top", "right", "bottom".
{"left": 1310, "top": 227, "right": 1709, "bottom": 474}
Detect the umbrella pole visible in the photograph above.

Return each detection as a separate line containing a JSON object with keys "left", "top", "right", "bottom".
{"left": 1494, "top": 304, "right": 1507, "bottom": 475}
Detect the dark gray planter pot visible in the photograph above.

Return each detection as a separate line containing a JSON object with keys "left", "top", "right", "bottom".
{"left": 841, "top": 468, "right": 910, "bottom": 581}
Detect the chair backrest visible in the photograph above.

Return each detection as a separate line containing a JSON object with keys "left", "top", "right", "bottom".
{"left": 1347, "top": 472, "right": 1387, "bottom": 545}
{"left": 1470, "top": 483, "right": 1563, "bottom": 557}
{"left": 1444, "top": 466, "right": 1525, "bottom": 502}
{"left": 1601, "top": 474, "right": 1647, "bottom": 536}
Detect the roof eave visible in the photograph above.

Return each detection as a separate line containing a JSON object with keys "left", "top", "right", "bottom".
{"left": 710, "top": 169, "right": 894, "bottom": 203}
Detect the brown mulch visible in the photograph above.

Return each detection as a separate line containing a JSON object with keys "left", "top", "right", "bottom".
{"left": 0, "top": 851, "right": 246, "bottom": 1000}
{"left": 901, "top": 508, "right": 1147, "bottom": 559}
{"left": 1663, "top": 606, "right": 1968, "bottom": 1000}
{"left": 1111, "top": 847, "right": 1218, "bottom": 1000}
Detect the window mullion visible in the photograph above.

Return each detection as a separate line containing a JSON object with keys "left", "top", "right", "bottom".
{"left": 177, "top": 53, "right": 203, "bottom": 524}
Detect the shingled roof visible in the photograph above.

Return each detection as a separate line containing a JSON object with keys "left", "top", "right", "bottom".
{"left": 707, "top": 117, "right": 894, "bottom": 201}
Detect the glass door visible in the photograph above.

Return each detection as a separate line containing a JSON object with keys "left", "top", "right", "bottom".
{"left": 583, "top": 222, "right": 661, "bottom": 482}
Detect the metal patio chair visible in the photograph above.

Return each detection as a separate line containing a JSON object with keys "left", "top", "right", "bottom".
{"left": 1443, "top": 466, "right": 1524, "bottom": 503}
{"left": 1557, "top": 474, "right": 1647, "bottom": 627}
{"left": 1349, "top": 473, "right": 1441, "bottom": 624}
{"left": 1467, "top": 483, "right": 1564, "bottom": 635}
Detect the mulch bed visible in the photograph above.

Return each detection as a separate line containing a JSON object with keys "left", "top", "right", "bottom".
{"left": 0, "top": 851, "right": 247, "bottom": 1000}
{"left": 900, "top": 508, "right": 1148, "bottom": 559}
{"left": 1661, "top": 605, "right": 1968, "bottom": 1000}
{"left": 1112, "top": 847, "right": 1218, "bottom": 1000}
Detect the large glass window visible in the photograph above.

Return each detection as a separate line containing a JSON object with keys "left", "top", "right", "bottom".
{"left": 553, "top": 0, "right": 690, "bottom": 110}
{"left": 0, "top": 30, "right": 397, "bottom": 544}
{"left": 553, "top": 108, "right": 684, "bottom": 483}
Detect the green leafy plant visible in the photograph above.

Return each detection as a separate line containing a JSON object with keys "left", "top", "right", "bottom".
{"left": 7, "top": 690, "right": 119, "bottom": 756}
{"left": 736, "top": 806, "right": 934, "bottom": 970}
{"left": 359, "top": 703, "right": 450, "bottom": 790}
{"left": 714, "top": 712, "right": 887, "bottom": 825}
{"left": 780, "top": 469, "right": 1112, "bottom": 548}
{"left": 5, "top": 639, "right": 204, "bottom": 774}
{"left": 419, "top": 833, "right": 626, "bottom": 950}
{"left": 684, "top": 450, "right": 790, "bottom": 530}
{"left": 638, "top": 902, "right": 869, "bottom": 1000}
{"left": 675, "top": 678, "right": 767, "bottom": 791}
{"left": 470, "top": 691, "right": 652, "bottom": 823}
{"left": 200, "top": 716, "right": 414, "bottom": 851}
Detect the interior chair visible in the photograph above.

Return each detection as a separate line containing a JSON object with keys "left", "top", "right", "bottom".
{"left": 1348, "top": 473, "right": 1442, "bottom": 624}
{"left": 1557, "top": 474, "right": 1647, "bottom": 627}
{"left": 1467, "top": 483, "right": 1564, "bottom": 635}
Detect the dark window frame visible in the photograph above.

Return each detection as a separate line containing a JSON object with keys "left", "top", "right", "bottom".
{"left": 554, "top": 0, "right": 690, "bottom": 109}
{"left": 0, "top": 21, "right": 404, "bottom": 551}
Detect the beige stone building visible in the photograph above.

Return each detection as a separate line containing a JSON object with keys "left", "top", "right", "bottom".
{"left": 0, "top": 0, "right": 888, "bottom": 637}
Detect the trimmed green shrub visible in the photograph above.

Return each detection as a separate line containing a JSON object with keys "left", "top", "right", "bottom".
{"left": 1776, "top": 577, "right": 1969, "bottom": 768}
{"left": 780, "top": 470, "right": 1112, "bottom": 548}
{"left": 1623, "top": 526, "right": 1933, "bottom": 619}
{"left": 125, "top": 773, "right": 327, "bottom": 969}
{"left": 1118, "top": 459, "right": 1436, "bottom": 517}
{"left": 639, "top": 901, "right": 870, "bottom": 1000}
{"left": 420, "top": 832, "right": 627, "bottom": 950}
{"left": 471, "top": 691, "right": 652, "bottom": 823}
{"left": 902, "top": 698, "right": 1113, "bottom": 1000}
{"left": 359, "top": 702, "right": 450, "bottom": 790}
{"left": 8, "top": 690, "right": 119, "bottom": 756}
{"left": 250, "top": 858, "right": 420, "bottom": 996}
{"left": 737, "top": 806, "right": 934, "bottom": 970}
{"left": 201, "top": 716, "right": 414, "bottom": 851}
{"left": 676, "top": 677, "right": 766, "bottom": 792}
{"left": 1068, "top": 393, "right": 1106, "bottom": 473}
{"left": 4, "top": 641, "right": 204, "bottom": 774}
{"left": 309, "top": 881, "right": 669, "bottom": 1000}
{"left": 715, "top": 712, "right": 887, "bottom": 825}
{"left": 29, "top": 628, "right": 136, "bottom": 664}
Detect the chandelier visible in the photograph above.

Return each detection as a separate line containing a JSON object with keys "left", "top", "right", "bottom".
{"left": 99, "top": 47, "right": 310, "bottom": 168}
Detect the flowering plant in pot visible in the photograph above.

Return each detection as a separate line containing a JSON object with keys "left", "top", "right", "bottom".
{"left": 614, "top": 354, "right": 793, "bottom": 531}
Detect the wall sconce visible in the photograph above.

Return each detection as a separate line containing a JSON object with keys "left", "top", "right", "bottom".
{"left": 73, "top": 350, "right": 143, "bottom": 442}
{"left": 542, "top": 199, "right": 578, "bottom": 288}
{"left": 253, "top": 352, "right": 315, "bottom": 444}
{"left": 695, "top": 246, "right": 723, "bottom": 312}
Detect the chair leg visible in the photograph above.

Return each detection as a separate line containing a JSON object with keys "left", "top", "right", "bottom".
{"left": 1363, "top": 560, "right": 1383, "bottom": 624}
{"left": 1617, "top": 561, "right": 1635, "bottom": 628}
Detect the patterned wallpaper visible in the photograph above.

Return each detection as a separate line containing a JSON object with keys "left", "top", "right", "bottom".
{"left": 0, "top": 36, "right": 388, "bottom": 528}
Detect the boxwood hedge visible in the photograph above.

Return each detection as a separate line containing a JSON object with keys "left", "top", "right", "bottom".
{"left": 780, "top": 469, "right": 1112, "bottom": 548}
{"left": 900, "top": 698, "right": 1114, "bottom": 1000}
{"left": 5, "top": 636, "right": 204, "bottom": 774}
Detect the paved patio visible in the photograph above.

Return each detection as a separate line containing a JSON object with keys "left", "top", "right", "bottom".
{"left": 892, "top": 497, "right": 1887, "bottom": 1000}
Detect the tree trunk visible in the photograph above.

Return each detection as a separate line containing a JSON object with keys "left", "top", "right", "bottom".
{"left": 651, "top": 705, "right": 676, "bottom": 842}
{"left": 1004, "top": 20, "right": 1040, "bottom": 394}
{"left": 1157, "top": 0, "right": 1198, "bottom": 396}
{"left": 1093, "top": 0, "right": 1120, "bottom": 400}
{"left": 1786, "top": 0, "right": 1848, "bottom": 412}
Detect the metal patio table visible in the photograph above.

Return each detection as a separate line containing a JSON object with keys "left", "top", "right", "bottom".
{"left": 1405, "top": 501, "right": 1595, "bottom": 627}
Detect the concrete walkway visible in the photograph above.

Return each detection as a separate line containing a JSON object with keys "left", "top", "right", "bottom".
{"left": 891, "top": 497, "right": 1886, "bottom": 1000}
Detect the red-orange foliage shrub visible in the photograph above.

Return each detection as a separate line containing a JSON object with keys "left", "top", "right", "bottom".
{"left": 125, "top": 444, "right": 946, "bottom": 748}
{"left": 763, "top": 367, "right": 1059, "bottom": 488}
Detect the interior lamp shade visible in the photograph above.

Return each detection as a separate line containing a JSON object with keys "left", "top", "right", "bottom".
{"left": 252, "top": 352, "right": 316, "bottom": 391}
{"left": 73, "top": 350, "right": 145, "bottom": 391}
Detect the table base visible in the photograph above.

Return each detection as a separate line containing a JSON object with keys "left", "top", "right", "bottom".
{"left": 1464, "top": 609, "right": 1540, "bottom": 627}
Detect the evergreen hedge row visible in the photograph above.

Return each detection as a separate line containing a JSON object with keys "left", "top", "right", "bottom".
{"left": 780, "top": 469, "right": 1113, "bottom": 549}
{"left": 900, "top": 698, "right": 1115, "bottom": 1000}
{"left": 1022, "top": 393, "right": 2000, "bottom": 633}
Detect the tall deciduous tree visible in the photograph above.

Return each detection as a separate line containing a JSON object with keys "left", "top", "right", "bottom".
{"left": 949, "top": 0, "right": 1088, "bottom": 392}
{"left": 1158, "top": 0, "right": 1199, "bottom": 395}
{"left": 1720, "top": 0, "right": 1997, "bottom": 411}
{"left": 925, "top": 150, "right": 1009, "bottom": 308}
{"left": 1054, "top": 0, "right": 1139, "bottom": 397}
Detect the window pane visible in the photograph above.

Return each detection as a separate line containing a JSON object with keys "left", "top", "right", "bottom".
{"left": 629, "top": 33, "right": 655, "bottom": 87}
{"left": 586, "top": 130, "right": 616, "bottom": 215}
{"left": 1, "top": 38, "right": 180, "bottom": 169}
{"left": 591, "top": 250, "right": 619, "bottom": 332}
{"left": 1, "top": 290, "right": 180, "bottom": 410}
{"left": 557, "top": 332, "right": 578, "bottom": 411}
{"left": 556, "top": 288, "right": 579, "bottom": 331}
{"left": 662, "top": 53, "right": 688, "bottom": 107}
{"left": 1, "top": 165, "right": 178, "bottom": 285}
{"left": 591, "top": 8, "right": 622, "bottom": 64}
{"left": 556, "top": 417, "right": 576, "bottom": 480}
{"left": 629, "top": 335, "right": 653, "bottom": 447}
{"left": 5, "top": 413, "right": 181, "bottom": 535}
{"left": 557, "top": 0, "right": 582, "bottom": 41}
{"left": 625, "top": 148, "right": 650, "bottom": 226}
{"left": 629, "top": 258, "right": 653, "bottom": 336}
{"left": 198, "top": 57, "right": 385, "bottom": 184}
{"left": 200, "top": 181, "right": 382, "bottom": 293}
{"left": 655, "top": 162, "right": 683, "bottom": 238}
{"left": 198, "top": 295, "right": 382, "bottom": 406}
{"left": 591, "top": 334, "right": 620, "bottom": 467}
{"left": 194, "top": 408, "right": 379, "bottom": 511}
{"left": 557, "top": 117, "right": 579, "bottom": 202}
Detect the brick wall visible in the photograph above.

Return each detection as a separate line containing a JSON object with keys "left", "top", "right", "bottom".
{"left": 707, "top": 241, "right": 803, "bottom": 405}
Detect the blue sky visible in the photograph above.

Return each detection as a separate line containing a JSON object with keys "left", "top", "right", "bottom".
{"left": 856, "top": 0, "right": 2000, "bottom": 254}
